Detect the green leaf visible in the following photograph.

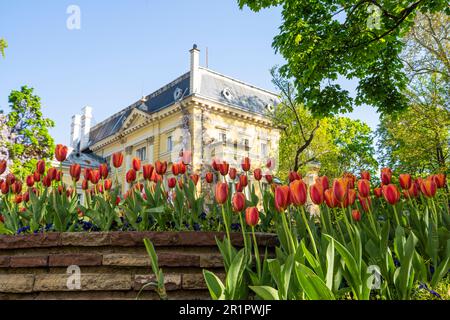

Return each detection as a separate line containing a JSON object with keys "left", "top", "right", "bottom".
{"left": 295, "top": 263, "right": 335, "bottom": 300}
{"left": 249, "top": 286, "right": 280, "bottom": 300}
{"left": 203, "top": 270, "right": 225, "bottom": 300}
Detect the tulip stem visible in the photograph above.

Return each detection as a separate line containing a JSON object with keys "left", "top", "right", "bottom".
{"left": 239, "top": 212, "right": 250, "bottom": 258}
{"left": 300, "top": 206, "right": 319, "bottom": 261}
{"left": 281, "top": 210, "right": 295, "bottom": 255}
{"left": 251, "top": 226, "right": 262, "bottom": 281}
{"left": 221, "top": 205, "right": 232, "bottom": 262}
{"left": 392, "top": 205, "right": 401, "bottom": 227}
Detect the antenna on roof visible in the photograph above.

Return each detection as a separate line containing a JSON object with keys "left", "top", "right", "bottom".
{"left": 206, "top": 47, "right": 209, "bottom": 68}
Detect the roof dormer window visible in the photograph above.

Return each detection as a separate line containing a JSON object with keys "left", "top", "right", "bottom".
{"left": 222, "top": 87, "right": 233, "bottom": 101}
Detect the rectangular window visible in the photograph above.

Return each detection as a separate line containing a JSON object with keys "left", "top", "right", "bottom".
{"left": 261, "top": 143, "right": 268, "bottom": 158}
{"left": 136, "top": 147, "right": 147, "bottom": 161}
{"left": 234, "top": 141, "right": 238, "bottom": 160}
{"left": 220, "top": 132, "right": 227, "bottom": 145}
{"left": 244, "top": 139, "right": 249, "bottom": 152}
{"left": 167, "top": 136, "right": 173, "bottom": 152}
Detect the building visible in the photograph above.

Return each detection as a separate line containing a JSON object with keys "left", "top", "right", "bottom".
{"left": 66, "top": 45, "right": 281, "bottom": 195}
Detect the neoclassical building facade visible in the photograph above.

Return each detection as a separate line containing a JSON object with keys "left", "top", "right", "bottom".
{"left": 66, "top": 45, "right": 281, "bottom": 194}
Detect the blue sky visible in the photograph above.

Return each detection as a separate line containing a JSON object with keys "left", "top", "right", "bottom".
{"left": 0, "top": 0, "right": 379, "bottom": 146}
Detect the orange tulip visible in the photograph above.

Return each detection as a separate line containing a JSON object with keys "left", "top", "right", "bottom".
{"left": 405, "top": 181, "right": 420, "bottom": 199}
{"left": 332, "top": 179, "right": 347, "bottom": 203}
{"left": 358, "top": 194, "right": 371, "bottom": 212}
{"left": 190, "top": 174, "right": 200, "bottom": 186}
{"left": 132, "top": 157, "right": 141, "bottom": 172}
{"left": 55, "top": 144, "right": 68, "bottom": 162}
{"left": 352, "top": 210, "right": 361, "bottom": 222}
{"left": 253, "top": 168, "right": 262, "bottom": 181}
{"left": 289, "top": 179, "right": 307, "bottom": 206}
{"left": 99, "top": 163, "right": 109, "bottom": 179}
{"left": 241, "top": 157, "right": 251, "bottom": 172}
{"left": 343, "top": 173, "right": 356, "bottom": 189}
{"left": 420, "top": 178, "right": 437, "bottom": 198}
{"left": 275, "top": 185, "right": 290, "bottom": 212}
{"left": 245, "top": 207, "right": 259, "bottom": 227}
{"left": 172, "top": 163, "right": 180, "bottom": 176}
{"left": 318, "top": 176, "right": 329, "bottom": 191}
{"left": 70, "top": 164, "right": 81, "bottom": 182}
{"left": 382, "top": 184, "right": 400, "bottom": 205}
{"left": 155, "top": 160, "right": 167, "bottom": 175}
{"left": 143, "top": 164, "right": 154, "bottom": 180}
{"left": 215, "top": 182, "right": 229, "bottom": 204}
{"left": 104, "top": 179, "right": 112, "bottom": 191}
{"left": 112, "top": 152, "right": 124, "bottom": 168}
{"left": 399, "top": 174, "right": 412, "bottom": 190}
{"left": 219, "top": 162, "right": 230, "bottom": 176}
{"left": 381, "top": 168, "right": 392, "bottom": 185}
{"left": 126, "top": 169, "right": 136, "bottom": 183}
{"left": 345, "top": 189, "right": 357, "bottom": 207}
{"left": 357, "top": 179, "right": 370, "bottom": 198}
{"left": 90, "top": 170, "right": 100, "bottom": 184}
{"left": 0, "top": 160, "right": 6, "bottom": 175}
{"left": 205, "top": 172, "right": 214, "bottom": 183}
{"left": 433, "top": 173, "right": 446, "bottom": 189}
{"left": 232, "top": 192, "right": 246, "bottom": 212}
{"left": 14, "top": 194, "right": 23, "bottom": 204}
{"left": 324, "top": 189, "right": 339, "bottom": 208}
{"left": 310, "top": 183, "right": 324, "bottom": 205}
{"left": 179, "top": 162, "right": 187, "bottom": 175}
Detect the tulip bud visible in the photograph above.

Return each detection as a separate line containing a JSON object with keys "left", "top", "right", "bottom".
{"left": 351, "top": 210, "right": 361, "bottom": 222}
{"left": 241, "top": 157, "right": 251, "bottom": 172}
{"left": 11, "top": 181, "right": 22, "bottom": 195}
{"left": 289, "top": 179, "right": 307, "bottom": 206}
{"left": 143, "top": 164, "right": 154, "bottom": 180}
{"left": 288, "top": 171, "right": 301, "bottom": 182}
{"left": 90, "top": 170, "right": 100, "bottom": 184}
{"left": 381, "top": 168, "right": 392, "bottom": 185}
{"left": 274, "top": 185, "right": 290, "bottom": 212}
{"left": 433, "top": 174, "right": 446, "bottom": 189}
{"left": 373, "top": 187, "right": 382, "bottom": 198}
{"left": 0, "top": 160, "right": 6, "bottom": 175}
{"left": 358, "top": 194, "right": 371, "bottom": 212}
{"left": 205, "top": 172, "right": 214, "bottom": 184}
{"left": 70, "top": 164, "right": 81, "bottom": 182}
{"left": 36, "top": 160, "right": 46, "bottom": 174}
{"left": 239, "top": 175, "right": 248, "bottom": 188}
{"left": 265, "top": 174, "right": 273, "bottom": 184}
{"left": 253, "top": 168, "right": 262, "bottom": 181}
{"left": 99, "top": 163, "right": 109, "bottom": 179}
{"left": 357, "top": 179, "right": 370, "bottom": 198}
{"left": 126, "top": 169, "right": 137, "bottom": 184}
{"left": 399, "top": 174, "right": 412, "bottom": 190}
{"left": 318, "top": 176, "right": 329, "bottom": 191}
{"left": 33, "top": 171, "right": 41, "bottom": 183}
{"left": 360, "top": 171, "right": 370, "bottom": 181}
{"left": 324, "top": 189, "right": 339, "bottom": 208}
{"left": 55, "top": 170, "right": 63, "bottom": 182}
{"left": 155, "top": 161, "right": 167, "bottom": 175}
{"left": 104, "top": 179, "right": 112, "bottom": 191}
{"left": 168, "top": 177, "right": 177, "bottom": 189}
{"left": 232, "top": 192, "right": 246, "bottom": 212}
{"left": 6, "top": 173, "right": 16, "bottom": 185}
{"left": 132, "top": 157, "right": 141, "bottom": 172}
{"left": 382, "top": 184, "right": 400, "bottom": 205}
{"left": 190, "top": 174, "right": 200, "bottom": 186}
{"left": 14, "top": 194, "right": 23, "bottom": 204}
{"left": 219, "top": 162, "right": 229, "bottom": 176}
{"left": 215, "top": 182, "right": 229, "bottom": 204}
{"left": 112, "top": 152, "right": 124, "bottom": 168}
{"left": 171, "top": 163, "right": 180, "bottom": 176}
{"left": 1, "top": 181, "right": 9, "bottom": 194}
{"left": 42, "top": 175, "right": 52, "bottom": 188}
{"left": 245, "top": 207, "right": 259, "bottom": 227}
{"left": 26, "top": 175, "right": 35, "bottom": 188}
{"left": 235, "top": 182, "right": 243, "bottom": 192}
{"left": 82, "top": 179, "right": 89, "bottom": 190}
{"left": 55, "top": 144, "right": 68, "bottom": 162}
{"left": 332, "top": 179, "right": 347, "bottom": 203}
{"left": 420, "top": 178, "right": 437, "bottom": 198}
{"left": 310, "top": 183, "right": 324, "bottom": 205}
{"left": 229, "top": 167, "right": 237, "bottom": 180}
{"left": 211, "top": 159, "right": 219, "bottom": 171}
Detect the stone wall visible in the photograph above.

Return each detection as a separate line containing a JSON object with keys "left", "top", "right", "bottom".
{"left": 0, "top": 231, "right": 277, "bottom": 300}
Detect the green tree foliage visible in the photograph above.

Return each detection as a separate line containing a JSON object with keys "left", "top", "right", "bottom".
{"left": 0, "top": 38, "right": 6, "bottom": 57}
{"left": 6, "top": 86, "right": 55, "bottom": 177}
{"left": 238, "top": 0, "right": 449, "bottom": 117}
{"left": 269, "top": 68, "right": 377, "bottom": 179}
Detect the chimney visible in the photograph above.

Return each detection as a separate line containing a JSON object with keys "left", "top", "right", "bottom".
{"left": 70, "top": 114, "right": 81, "bottom": 149}
{"left": 189, "top": 44, "right": 200, "bottom": 95}
{"left": 80, "top": 106, "right": 92, "bottom": 151}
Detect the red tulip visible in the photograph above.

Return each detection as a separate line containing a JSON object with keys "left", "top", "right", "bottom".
{"left": 235, "top": 182, "right": 244, "bottom": 192}
{"left": 357, "top": 179, "right": 371, "bottom": 198}
{"left": 253, "top": 168, "right": 262, "bottom": 181}
{"left": 33, "top": 171, "right": 41, "bottom": 183}
{"left": 381, "top": 168, "right": 392, "bottom": 185}
{"left": 345, "top": 189, "right": 357, "bottom": 207}
{"left": 115, "top": 196, "right": 121, "bottom": 206}
{"left": 310, "top": 183, "right": 324, "bottom": 205}
{"left": 155, "top": 161, "right": 167, "bottom": 175}
{"left": 0, "top": 160, "right": 6, "bottom": 175}
{"left": 126, "top": 169, "right": 136, "bottom": 183}
{"left": 99, "top": 163, "right": 109, "bottom": 179}
{"left": 265, "top": 174, "right": 273, "bottom": 184}
{"left": 229, "top": 167, "right": 237, "bottom": 180}
{"left": 35, "top": 160, "right": 45, "bottom": 175}
{"left": 211, "top": 159, "right": 220, "bottom": 171}
{"left": 433, "top": 174, "right": 446, "bottom": 189}
{"left": 343, "top": 173, "right": 356, "bottom": 189}
{"left": 69, "top": 164, "right": 81, "bottom": 181}
{"left": 288, "top": 171, "right": 301, "bottom": 182}
{"left": 232, "top": 192, "right": 246, "bottom": 212}
{"left": 324, "top": 189, "right": 339, "bottom": 208}
{"left": 399, "top": 174, "right": 412, "bottom": 190}
{"left": 239, "top": 175, "right": 248, "bottom": 188}
{"left": 275, "top": 185, "right": 290, "bottom": 212}
{"left": 26, "top": 175, "right": 35, "bottom": 188}
{"left": 6, "top": 173, "right": 15, "bottom": 185}
{"left": 352, "top": 210, "right": 361, "bottom": 222}
{"left": 332, "top": 179, "right": 347, "bottom": 203}
{"left": 361, "top": 171, "right": 371, "bottom": 181}
{"left": 420, "top": 178, "right": 437, "bottom": 198}
{"left": 151, "top": 171, "right": 162, "bottom": 183}
{"left": 168, "top": 177, "right": 177, "bottom": 189}
{"left": 205, "top": 172, "right": 214, "bottom": 183}
{"left": 245, "top": 207, "right": 259, "bottom": 227}
{"left": 47, "top": 168, "right": 57, "bottom": 181}
{"left": 289, "top": 179, "right": 307, "bottom": 206}
{"left": 0, "top": 215, "right": 4, "bottom": 223}
{"left": 11, "top": 181, "right": 22, "bottom": 194}
{"left": 82, "top": 179, "right": 89, "bottom": 190}
{"left": 179, "top": 162, "right": 187, "bottom": 175}
{"left": 177, "top": 178, "right": 184, "bottom": 189}
{"left": 215, "top": 182, "right": 229, "bottom": 204}
{"left": 405, "top": 180, "right": 420, "bottom": 198}
{"left": 112, "top": 152, "right": 124, "bottom": 168}
{"left": 14, "top": 194, "right": 23, "bottom": 204}
{"left": 84, "top": 168, "right": 92, "bottom": 181}
{"left": 143, "top": 164, "right": 154, "bottom": 180}
{"left": 358, "top": 194, "right": 371, "bottom": 212}
{"left": 241, "top": 157, "right": 251, "bottom": 172}
{"left": 42, "top": 175, "right": 52, "bottom": 188}
{"left": 90, "top": 170, "right": 100, "bottom": 184}
{"left": 266, "top": 159, "right": 273, "bottom": 169}
{"left": 190, "top": 174, "right": 200, "bottom": 186}
{"left": 132, "top": 157, "right": 141, "bottom": 172}
{"left": 104, "top": 179, "right": 112, "bottom": 191}
{"left": 318, "top": 176, "right": 330, "bottom": 191}
{"left": 55, "top": 144, "right": 68, "bottom": 162}
{"left": 382, "top": 184, "right": 400, "bottom": 205}
{"left": 1, "top": 181, "right": 9, "bottom": 194}
{"left": 374, "top": 187, "right": 382, "bottom": 198}
{"left": 66, "top": 188, "right": 74, "bottom": 198}
{"left": 219, "top": 162, "right": 229, "bottom": 176}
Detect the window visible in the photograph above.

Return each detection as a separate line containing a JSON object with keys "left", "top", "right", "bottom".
{"left": 136, "top": 147, "right": 147, "bottom": 161}
{"left": 244, "top": 139, "right": 250, "bottom": 152}
{"left": 220, "top": 132, "right": 227, "bottom": 145}
{"left": 234, "top": 140, "right": 238, "bottom": 160}
{"left": 167, "top": 136, "right": 173, "bottom": 152}
{"left": 261, "top": 143, "right": 268, "bottom": 158}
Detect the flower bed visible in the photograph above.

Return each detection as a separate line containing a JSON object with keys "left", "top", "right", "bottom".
{"left": 0, "top": 231, "right": 277, "bottom": 300}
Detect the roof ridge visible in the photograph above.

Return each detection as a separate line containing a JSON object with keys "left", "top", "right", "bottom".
{"left": 199, "top": 67, "right": 279, "bottom": 97}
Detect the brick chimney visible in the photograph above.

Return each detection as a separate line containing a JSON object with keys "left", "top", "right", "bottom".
{"left": 189, "top": 44, "right": 200, "bottom": 94}
{"left": 80, "top": 106, "right": 92, "bottom": 151}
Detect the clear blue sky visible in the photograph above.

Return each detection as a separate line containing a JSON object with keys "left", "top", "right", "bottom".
{"left": 0, "top": 0, "right": 379, "bottom": 146}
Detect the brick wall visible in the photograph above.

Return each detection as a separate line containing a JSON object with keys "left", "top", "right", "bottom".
{"left": 0, "top": 232, "right": 277, "bottom": 300}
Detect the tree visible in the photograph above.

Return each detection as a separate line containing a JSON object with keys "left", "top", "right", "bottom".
{"left": 6, "top": 86, "right": 55, "bottom": 177}
{"left": 269, "top": 68, "right": 377, "bottom": 179}
{"left": 238, "top": 0, "right": 449, "bottom": 117}
{"left": 0, "top": 39, "right": 7, "bottom": 57}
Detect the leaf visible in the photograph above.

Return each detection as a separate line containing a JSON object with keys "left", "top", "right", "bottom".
{"left": 203, "top": 270, "right": 225, "bottom": 300}
{"left": 295, "top": 263, "right": 335, "bottom": 300}
{"left": 325, "top": 238, "right": 335, "bottom": 291}
{"left": 225, "top": 249, "right": 247, "bottom": 299}
{"left": 249, "top": 286, "right": 279, "bottom": 300}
